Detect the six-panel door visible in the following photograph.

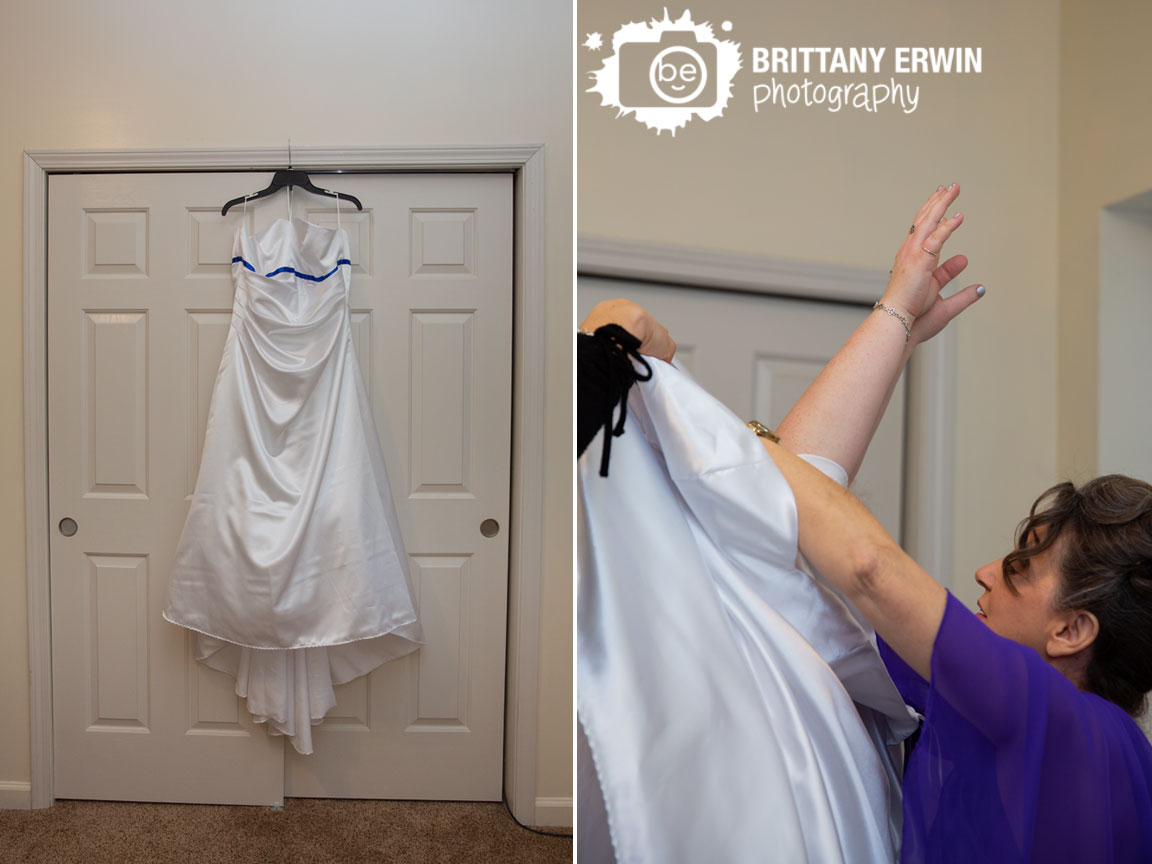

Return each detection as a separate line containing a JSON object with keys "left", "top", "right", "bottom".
{"left": 48, "top": 172, "right": 512, "bottom": 803}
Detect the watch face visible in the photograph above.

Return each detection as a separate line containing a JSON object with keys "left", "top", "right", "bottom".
{"left": 746, "top": 421, "right": 781, "bottom": 443}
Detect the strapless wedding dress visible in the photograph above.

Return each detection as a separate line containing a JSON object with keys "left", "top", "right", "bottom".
{"left": 164, "top": 218, "right": 423, "bottom": 755}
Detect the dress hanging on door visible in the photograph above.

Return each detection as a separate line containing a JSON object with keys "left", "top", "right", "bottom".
{"left": 163, "top": 218, "right": 424, "bottom": 755}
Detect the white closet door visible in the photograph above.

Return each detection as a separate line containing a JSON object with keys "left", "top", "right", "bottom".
{"left": 286, "top": 174, "right": 512, "bottom": 799}
{"left": 48, "top": 172, "right": 512, "bottom": 804}
{"left": 577, "top": 277, "right": 905, "bottom": 542}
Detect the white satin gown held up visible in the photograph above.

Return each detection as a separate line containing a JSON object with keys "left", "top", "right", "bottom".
{"left": 577, "top": 359, "right": 919, "bottom": 863}
{"left": 163, "top": 218, "right": 424, "bottom": 755}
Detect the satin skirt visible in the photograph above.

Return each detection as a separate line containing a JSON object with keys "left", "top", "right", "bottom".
{"left": 577, "top": 359, "right": 917, "bottom": 863}
{"left": 164, "top": 219, "right": 423, "bottom": 754}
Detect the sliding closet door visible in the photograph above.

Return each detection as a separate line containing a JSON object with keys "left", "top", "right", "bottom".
{"left": 48, "top": 172, "right": 513, "bottom": 803}
{"left": 48, "top": 173, "right": 285, "bottom": 804}
{"left": 285, "top": 173, "right": 513, "bottom": 799}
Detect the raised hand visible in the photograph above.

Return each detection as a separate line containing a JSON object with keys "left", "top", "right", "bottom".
{"left": 883, "top": 184, "right": 984, "bottom": 345}
{"left": 580, "top": 299, "right": 677, "bottom": 362}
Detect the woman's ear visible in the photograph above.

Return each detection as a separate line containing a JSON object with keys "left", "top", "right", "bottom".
{"left": 1047, "top": 609, "right": 1099, "bottom": 658}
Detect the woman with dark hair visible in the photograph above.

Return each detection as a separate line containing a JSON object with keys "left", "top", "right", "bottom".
{"left": 991, "top": 476, "right": 1152, "bottom": 717}
{"left": 760, "top": 184, "right": 1152, "bottom": 861}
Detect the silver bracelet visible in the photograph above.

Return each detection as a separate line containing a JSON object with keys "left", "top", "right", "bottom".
{"left": 872, "top": 301, "right": 911, "bottom": 344}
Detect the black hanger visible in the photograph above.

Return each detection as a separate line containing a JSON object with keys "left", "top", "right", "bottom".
{"left": 221, "top": 170, "right": 364, "bottom": 215}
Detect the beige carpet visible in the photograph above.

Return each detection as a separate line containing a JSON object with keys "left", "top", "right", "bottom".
{"left": 0, "top": 798, "right": 571, "bottom": 864}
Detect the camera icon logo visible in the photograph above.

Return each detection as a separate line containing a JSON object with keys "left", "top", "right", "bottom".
{"left": 620, "top": 31, "right": 717, "bottom": 108}
{"left": 587, "top": 9, "right": 742, "bottom": 136}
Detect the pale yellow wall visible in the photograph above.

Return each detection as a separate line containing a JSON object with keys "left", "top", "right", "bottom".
{"left": 1058, "top": 0, "right": 1152, "bottom": 480}
{"left": 578, "top": 0, "right": 1060, "bottom": 604}
{"left": 0, "top": 0, "right": 572, "bottom": 804}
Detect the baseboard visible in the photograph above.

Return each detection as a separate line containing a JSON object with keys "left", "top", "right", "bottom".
{"left": 0, "top": 781, "right": 32, "bottom": 810}
{"left": 534, "top": 796, "right": 572, "bottom": 828}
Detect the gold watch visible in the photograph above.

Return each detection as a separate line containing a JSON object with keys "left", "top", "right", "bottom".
{"left": 746, "top": 420, "right": 781, "bottom": 444}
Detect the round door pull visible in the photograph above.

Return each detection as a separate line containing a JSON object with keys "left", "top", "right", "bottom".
{"left": 480, "top": 519, "right": 500, "bottom": 538}
{"left": 59, "top": 517, "right": 78, "bottom": 537}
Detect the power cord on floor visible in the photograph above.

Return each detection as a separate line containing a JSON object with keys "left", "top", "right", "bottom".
{"left": 502, "top": 796, "right": 573, "bottom": 838}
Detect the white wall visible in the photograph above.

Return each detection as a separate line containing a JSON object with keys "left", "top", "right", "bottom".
{"left": 1098, "top": 203, "right": 1152, "bottom": 480}
{"left": 578, "top": 0, "right": 1060, "bottom": 602}
{"left": 0, "top": 0, "right": 571, "bottom": 810}
{"left": 1058, "top": 0, "right": 1152, "bottom": 480}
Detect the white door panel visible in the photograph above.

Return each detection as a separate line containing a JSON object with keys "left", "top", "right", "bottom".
{"left": 578, "top": 277, "right": 905, "bottom": 542}
{"left": 49, "top": 172, "right": 512, "bottom": 803}
{"left": 49, "top": 174, "right": 284, "bottom": 804}
{"left": 287, "top": 174, "right": 512, "bottom": 799}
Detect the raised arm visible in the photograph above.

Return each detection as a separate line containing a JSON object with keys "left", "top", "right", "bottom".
{"left": 762, "top": 438, "right": 946, "bottom": 678}
{"left": 774, "top": 184, "right": 984, "bottom": 483}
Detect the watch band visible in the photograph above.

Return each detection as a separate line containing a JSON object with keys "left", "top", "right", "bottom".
{"left": 746, "top": 420, "right": 781, "bottom": 444}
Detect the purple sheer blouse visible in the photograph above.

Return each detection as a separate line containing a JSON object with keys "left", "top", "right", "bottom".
{"left": 879, "top": 592, "right": 1152, "bottom": 863}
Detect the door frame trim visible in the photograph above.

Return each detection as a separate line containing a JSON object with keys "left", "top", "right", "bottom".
{"left": 578, "top": 233, "right": 956, "bottom": 585}
{"left": 24, "top": 147, "right": 548, "bottom": 821}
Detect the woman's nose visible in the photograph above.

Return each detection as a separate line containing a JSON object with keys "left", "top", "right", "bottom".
{"left": 974, "top": 559, "right": 1000, "bottom": 592}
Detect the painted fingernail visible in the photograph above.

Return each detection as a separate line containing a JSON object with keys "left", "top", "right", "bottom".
{"left": 937, "top": 185, "right": 945, "bottom": 191}
{"left": 953, "top": 212, "right": 962, "bottom": 219}
{"left": 947, "top": 183, "right": 956, "bottom": 189}
{"left": 976, "top": 284, "right": 986, "bottom": 297}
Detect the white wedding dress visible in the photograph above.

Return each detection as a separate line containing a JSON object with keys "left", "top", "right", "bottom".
{"left": 577, "top": 359, "right": 918, "bottom": 863}
{"left": 164, "top": 218, "right": 424, "bottom": 755}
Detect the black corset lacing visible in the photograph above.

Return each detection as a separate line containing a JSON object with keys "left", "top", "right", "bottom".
{"left": 578, "top": 324, "right": 653, "bottom": 477}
